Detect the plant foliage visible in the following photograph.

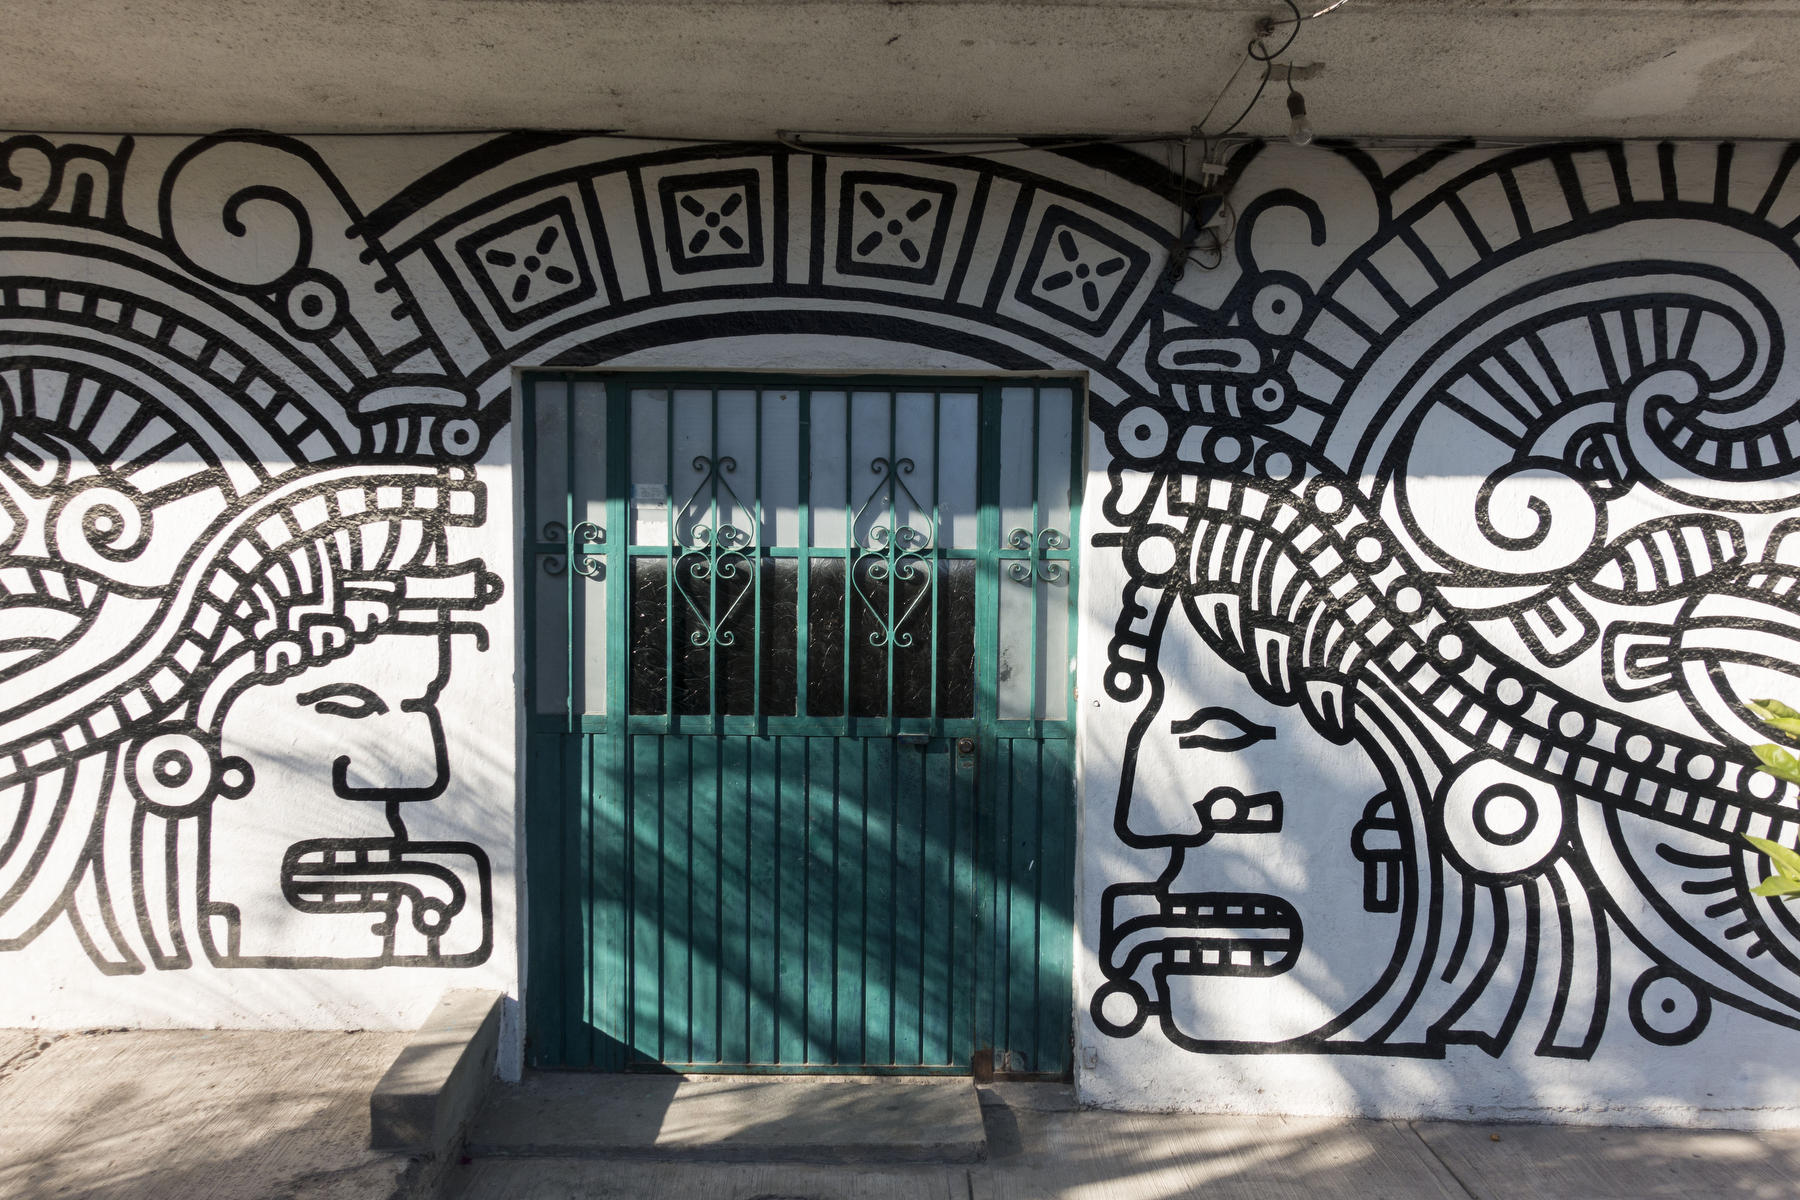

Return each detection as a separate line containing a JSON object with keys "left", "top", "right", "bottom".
{"left": 1745, "top": 699, "right": 1800, "bottom": 898}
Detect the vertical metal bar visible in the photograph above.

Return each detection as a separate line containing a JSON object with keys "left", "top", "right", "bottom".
{"left": 580, "top": 707, "right": 595, "bottom": 1064}
{"left": 747, "top": 735, "right": 773, "bottom": 1061}
{"left": 603, "top": 379, "right": 633, "bottom": 1070}
{"left": 835, "top": 735, "right": 864, "bottom": 1063}
{"left": 923, "top": 723, "right": 952, "bottom": 1063}
{"left": 885, "top": 391, "right": 898, "bottom": 734}
{"left": 929, "top": 392, "right": 941, "bottom": 726}
{"left": 583, "top": 379, "right": 597, "bottom": 1065}
{"left": 659, "top": 734, "right": 681, "bottom": 1061}
{"left": 826, "top": 737, "right": 841, "bottom": 1063}
{"left": 797, "top": 391, "right": 812, "bottom": 717}
{"left": 972, "top": 383, "right": 1003, "bottom": 1064}
{"left": 565, "top": 377, "right": 578, "bottom": 733}
{"left": 708, "top": 390, "right": 720, "bottom": 729}
{"left": 631, "top": 733, "right": 662, "bottom": 1063}
{"left": 520, "top": 374, "right": 536, "bottom": 719}
{"left": 842, "top": 392, "right": 853, "bottom": 723}
{"left": 1028, "top": 387, "right": 1042, "bottom": 739}
{"left": 716, "top": 736, "right": 747, "bottom": 1064}
{"left": 561, "top": 377, "right": 588, "bottom": 1061}
{"left": 521, "top": 375, "right": 558, "bottom": 1064}
{"left": 1067, "top": 385, "right": 1083, "bottom": 724}
{"left": 914, "top": 685, "right": 927, "bottom": 1061}
{"left": 804, "top": 736, "right": 831, "bottom": 1062}
{"left": 705, "top": 734, "right": 724, "bottom": 1062}
{"left": 886, "top": 724, "right": 902, "bottom": 1062}
{"left": 606, "top": 388, "right": 630, "bottom": 721}
{"left": 778, "top": 737, "right": 809, "bottom": 1063}
{"left": 1037, "top": 735, "right": 1075, "bottom": 1076}
{"left": 753, "top": 389, "right": 764, "bottom": 728}
{"left": 665, "top": 391, "right": 675, "bottom": 723}
{"left": 948, "top": 675, "right": 968, "bottom": 1068}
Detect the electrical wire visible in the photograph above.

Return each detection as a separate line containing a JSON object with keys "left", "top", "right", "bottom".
{"left": 1209, "top": 59, "right": 1274, "bottom": 142}
{"left": 1248, "top": 1, "right": 1303, "bottom": 63}
{"left": 1266, "top": 0, "right": 1353, "bottom": 26}
{"left": 1190, "top": 0, "right": 1298, "bottom": 151}
{"left": 774, "top": 129, "right": 1182, "bottom": 161}
{"left": 1190, "top": 45, "right": 1255, "bottom": 137}
{"left": 793, "top": 0, "right": 1320, "bottom": 162}
{"left": 1163, "top": 0, "right": 1310, "bottom": 280}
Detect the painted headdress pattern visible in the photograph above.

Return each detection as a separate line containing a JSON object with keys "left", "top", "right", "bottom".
{"left": 0, "top": 126, "right": 1797, "bottom": 1076}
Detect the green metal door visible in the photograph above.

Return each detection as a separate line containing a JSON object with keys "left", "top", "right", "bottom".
{"left": 524, "top": 374, "right": 1079, "bottom": 1076}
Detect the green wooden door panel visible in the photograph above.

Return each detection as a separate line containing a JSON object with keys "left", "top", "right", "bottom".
{"left": 526, "top": 375, "right": 1079, "bottom": 1076}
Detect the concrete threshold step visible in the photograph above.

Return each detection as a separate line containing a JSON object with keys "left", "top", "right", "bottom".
{"left": 468, "top": 1073, "right": 987, "bottom": 1164}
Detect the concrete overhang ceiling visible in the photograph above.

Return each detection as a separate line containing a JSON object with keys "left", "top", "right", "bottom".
{"left": 6, "top": 0, "right": 1800, "bottom": 141}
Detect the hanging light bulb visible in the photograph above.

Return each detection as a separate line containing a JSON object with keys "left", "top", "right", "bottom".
{"left": 1286, "top": 87, "right": 1314, "bottom": 146}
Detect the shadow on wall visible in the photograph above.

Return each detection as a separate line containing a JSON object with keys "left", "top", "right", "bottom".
{"left": 1077, "top": 142, "right": 1800, "bottom": 1113}
{"left": 0, "top": 434, "right": 511, "bottom": 987}
{"left": 3, "top": 127, "right": 1800, "bottom": 1122}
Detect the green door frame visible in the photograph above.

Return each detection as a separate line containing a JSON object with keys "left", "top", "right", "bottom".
{"left": 523, "top": 371, "right": 1084, "bottom": 1075}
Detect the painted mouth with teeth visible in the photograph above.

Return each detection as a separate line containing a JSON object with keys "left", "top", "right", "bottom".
{"left": 281, "top": 838, "right": 468, "bottom": 937}
{"left": 1104, "top": 889, "right": 1303, "bottom": 980}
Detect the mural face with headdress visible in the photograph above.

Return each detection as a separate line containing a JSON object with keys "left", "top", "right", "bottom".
{"left": 0, "top": 133, "right": 504, "bottom": 974}
{"left": 7, "top": 119, "right": 1800, "bottom": 1101}
{"left": 1091, "top": 140, "right": 1800, "bottom": 1060}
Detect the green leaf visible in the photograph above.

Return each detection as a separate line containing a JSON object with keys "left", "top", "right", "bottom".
{"left": 1749, "top": 699, "right": 1800, "bottom": 737}
{"left": 1746, "top": 835, "right": 1800, "bottom": 882}
{"left": 1750, "top": 698, "right": 1800, "bottom": 721}
{"left": 1752, "top": 876, "right": 1800, "bottom": 898}
{"left": 1751, "top": 743, "right": 1800, "bottom": 787}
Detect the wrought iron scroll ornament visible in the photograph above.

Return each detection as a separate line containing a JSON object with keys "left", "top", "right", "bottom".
{"left": 1008, "top": 526, "right": 1070, "bottom": 583}
{"left": 572, "top": 521, "right": 604, "bottom": 578}
{"left": 851, "top": 456, "right": 936, "bottom": 648}
{"left": 672, "top": 455, "right": 759, "bottom": 647}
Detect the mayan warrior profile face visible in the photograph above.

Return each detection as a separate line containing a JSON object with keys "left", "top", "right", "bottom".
{"left": 1093, "top": 604, "right": 1415, "bottom": 1050}
{"left": 202, "top": 628, "right": 489, "bottom": 968}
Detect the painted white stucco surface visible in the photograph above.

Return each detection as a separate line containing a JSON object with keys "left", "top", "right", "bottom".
{"left": 3, "top": 132, "right": 1800, "bottom": 1124}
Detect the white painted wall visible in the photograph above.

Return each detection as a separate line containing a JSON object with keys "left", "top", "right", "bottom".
{"left": 4, "top": 131, "right": 1800, "bottom": 1124}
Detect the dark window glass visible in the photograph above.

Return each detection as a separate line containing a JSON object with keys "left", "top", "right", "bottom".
{"left": 936, "top": 560, "right": 976, "bottom": 718}
{"left": 629, "top": 555, "right": 798, "bottom": 717}
{"left": 805, "top": 557, "right": 973, "bottom": 718}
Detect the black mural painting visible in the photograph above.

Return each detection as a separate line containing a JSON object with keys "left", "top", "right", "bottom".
{"left": 0, "top": 133, "right": 504, "bottom": 970}
{"left": 0, "top": 127, "right": 1798, "bottom": 1071}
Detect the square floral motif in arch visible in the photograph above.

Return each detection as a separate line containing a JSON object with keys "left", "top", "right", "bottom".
{"left": 658, "top": 169, "right": 765, "bottom": 275}
{"left": 1016, "top": 203, "right": 1150, "bottom": 337}
{"left": 836, "top": 171, "right": 957, "bottom": 284}
{"left": 454, "top": 196, "right": 598, "bottom": 330}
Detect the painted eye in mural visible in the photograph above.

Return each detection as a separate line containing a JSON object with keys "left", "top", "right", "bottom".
{"left": 1170, "top": 706, "right": 1277, "bottom": 751}
{"left": 297, "top": 683, "right": 390, "bottom": 719}
{"left": 1197, "top": 786, "right": 1283, "bottom": 834}
{"left": 1250, "top": 281, "right": 1307, "bottom": 336}
{"left": 1117, "top": 406, "right": 1168, "bottom": 458}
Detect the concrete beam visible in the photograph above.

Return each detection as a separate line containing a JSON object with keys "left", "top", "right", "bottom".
{"left": 7, "top": 0, "right": 1800, "bottom": 140}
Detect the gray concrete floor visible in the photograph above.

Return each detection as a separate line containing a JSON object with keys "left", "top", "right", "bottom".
{"left": 6, "top": 1030, "right": 1800, "bottom": 1200}
{"left": 0, "top": 1027, "right": 416, "bottom": 1200}
{"left": 469, "top": 1073, "right": 987, "bottom": 1162}
{"left": 447, "top": 1080, "right": 1800, "bottom": 1200}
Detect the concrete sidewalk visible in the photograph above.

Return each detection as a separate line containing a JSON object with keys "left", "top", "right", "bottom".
{"left": 5, "top": 1029, "right": 1800, "bottom": 1200}
{"left": 0, "top": 1027, "right": 419, "bottom": 1200}
{"left": 448, "top": 1079, "right": 1800, "bottom": 1200}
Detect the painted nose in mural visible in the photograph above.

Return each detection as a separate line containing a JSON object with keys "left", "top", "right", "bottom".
{"left": 204, "top": 630, "right": 490, "bottom": 968}
{"left": 1093, "top": 613, "right": 1414, "bottom": 1050}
